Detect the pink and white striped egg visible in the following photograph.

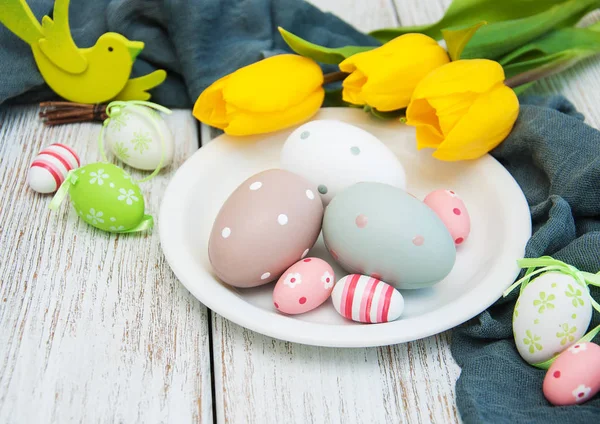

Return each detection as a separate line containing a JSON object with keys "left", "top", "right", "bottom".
{"left": 273, "top": 258, "right": 335, "bottom": 315}
{"left": 543, "top": 342, "right": 600, "bottom": 406}
{"left": 423, "top": 189, "right": 470, "bottom": 246}
{"left": 27, "top": 143, "right": 80, "bottom": 193}
{"left": 331, "top": 274, "right": 404, "bottom": 323}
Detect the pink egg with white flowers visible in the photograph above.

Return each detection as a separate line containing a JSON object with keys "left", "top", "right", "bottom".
{"left": 273, "top": 258, "right": 335, "bottom": 315}
{"left": 423, "top": 189, "right": 470, "bottom": 246}
{"left": 331, "top": 274, "right": 404, "bottom": 323}
{"left": 543, "top": 342, "right": 600, "bottom": 406}
{"left": 28, "top": 143, "right": 80, "bottom": 193}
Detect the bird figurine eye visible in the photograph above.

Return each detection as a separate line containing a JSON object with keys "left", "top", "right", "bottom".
{"left": 108, "top": 47, "right": 113, "bottom": 52}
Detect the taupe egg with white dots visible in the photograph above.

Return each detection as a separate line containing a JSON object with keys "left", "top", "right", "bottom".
{"left": 208, "top": 169, "right": 324, "bottom": 288}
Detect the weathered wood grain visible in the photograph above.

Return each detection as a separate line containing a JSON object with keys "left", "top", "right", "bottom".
{"left": 309, "top": 0, "right": 399, "bottom": 32}
{"left": 0, "top": 107, "right": 213, "bottom": 423}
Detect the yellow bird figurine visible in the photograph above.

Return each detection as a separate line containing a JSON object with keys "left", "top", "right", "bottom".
{"left": 0, "top": 0, "right": 167, "bottom": 104}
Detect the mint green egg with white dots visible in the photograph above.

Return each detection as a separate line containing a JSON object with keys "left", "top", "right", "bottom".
{"left": 68, "top": 163, "right": 152, "bottom": 233}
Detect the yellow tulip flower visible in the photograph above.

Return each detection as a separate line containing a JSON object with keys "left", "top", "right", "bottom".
{"left": 406, "top": 59, "right": 519, "bottom": 161}
{"left": 339, "top": 34, "right": 450, "bottom": 111}
{"left": 193, "top": 54, "right": 324, "bottom": 136}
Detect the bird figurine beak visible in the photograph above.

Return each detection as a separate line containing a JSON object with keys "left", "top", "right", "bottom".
{"left": 126, "top": 41, "right": 145, "bottom": 61}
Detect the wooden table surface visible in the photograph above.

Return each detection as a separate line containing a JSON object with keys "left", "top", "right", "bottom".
{"left": 1, "top": 1, "right": 599, "bottom": 423}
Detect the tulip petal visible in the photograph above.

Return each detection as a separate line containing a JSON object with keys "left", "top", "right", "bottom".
{"left": 342, "top": 70, "right": 367, "bottom": 105}
{"left": 361, "top": 47, "right": 449, "bottom": 111}
{"left": 192, "top": 75, "right": 230, "bottom": 129}
{"left": 432, "top": 84, "right": 519, "bottom": 161}
{"left": 223, "top": 54, "right": 323, "bottom": 113}
{"left": 412, "top": 59, "right": 506, "bottom": 100}
{"left": 406, "top": 97, "right": 444, "bottom": 141}
{"left": 340, "top": 34, "right": 449, "bottom": 111}
{"left": 427, "top": 92, "right": 479, "bottom": 135}
{"left": 415, "top": 125, "right": 445, "bottom": 149}
{"left": 224, "top": 88, "right": 325, "bottom": 136}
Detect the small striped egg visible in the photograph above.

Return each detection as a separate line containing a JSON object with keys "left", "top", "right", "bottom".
{"left": 28, "top": 143, "right": 80, "bottom": 193}
{"left": 331, "top": 274, "right": 404, "bottom": 323}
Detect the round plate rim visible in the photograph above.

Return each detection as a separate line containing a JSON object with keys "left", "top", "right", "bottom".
{"left": 159, "top": 108, "right": 532, "bottom": 348}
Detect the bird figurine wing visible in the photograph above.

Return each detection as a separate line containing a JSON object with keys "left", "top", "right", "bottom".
{"left": 38, "top": 0, "right": 87, "bottom": 74}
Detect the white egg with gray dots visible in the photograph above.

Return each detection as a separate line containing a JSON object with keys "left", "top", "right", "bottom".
{"left": 280, "top": 120, "right": 406, "bottom": 205}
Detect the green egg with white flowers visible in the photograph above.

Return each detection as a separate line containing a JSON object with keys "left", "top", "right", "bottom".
{"left": 61, "top": 162, "right": 153, "bottom": 233}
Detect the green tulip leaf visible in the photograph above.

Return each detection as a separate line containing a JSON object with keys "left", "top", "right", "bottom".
{"left": 278, "top": 27, "right": 375, "bottom": 64}
{"left": 442, "top": 21, "right": 487, "bottom": 60}
{"left": 459, "top": 0, "right": 600, "bottom": 60}
{"left": 500, "top": 25, "right": 600, "bottom": 86}
{"left": 370, "top": 0, "right": 572, "bottom": 42}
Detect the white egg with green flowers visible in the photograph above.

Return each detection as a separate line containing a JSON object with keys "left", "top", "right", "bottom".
{"left": 512, "top": 272, "right": 592, "bottom": 365}
{"left": 104, "top": 104, "right": 174, "bottom": 171}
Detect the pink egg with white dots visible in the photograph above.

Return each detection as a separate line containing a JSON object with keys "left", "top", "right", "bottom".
{"left": 423, "top": 189, "right": 470, "bottom": 246}
{"left": 543, "top": 342, "right": 600, "bottom": 406}
{"left": 273, "top": 258, "right": 335, "bottom": 315}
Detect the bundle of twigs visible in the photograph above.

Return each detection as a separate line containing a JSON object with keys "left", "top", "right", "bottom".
{"left": 39, "top": 102, "right": 108, "bottom": 126}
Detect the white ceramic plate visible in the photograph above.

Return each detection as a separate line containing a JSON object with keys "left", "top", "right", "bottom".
{"left": 159, "top": 108, "right": 531, "bottom": 348}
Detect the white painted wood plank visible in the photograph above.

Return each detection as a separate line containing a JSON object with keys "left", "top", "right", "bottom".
{"left": 393, "top": 0, "right": 449, "bottom": 26}
{"left": 308, "top": 0, "right": 400, "bottom": 32}
{"left": 213, "top": 321, "right": 460, "bottom": 424}
{"left": 0, "top": 107, "right": 213, "bottom": 423}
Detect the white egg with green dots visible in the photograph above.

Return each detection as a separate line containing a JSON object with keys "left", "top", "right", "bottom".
{"left": 280, "top": 120, "right": 406, "bottom": 205}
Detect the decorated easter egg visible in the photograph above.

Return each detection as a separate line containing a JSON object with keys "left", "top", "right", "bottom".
{"left": 331, "top": 274, "right": 404, "bottom": 323}
{"left": 28, "top": 143, "right": 80, "bottom": 193}
{"left": 543, "top": 342, "right": 600, "bottom": 405}
{"left": 280, "top": 120, "right": 406, "bottom": 205}
{"left": 423, "top": 189, "right": 471, "bottom": 246}
{"left": 322, "top": 182, "right": 456, "bottom": 289}
{"left": 512, "top": 272, "right": 592, "bottom": 364}
{"left": 273, "top": 258, "right": 335, "bottom": 314}
{"left": 105, "top": 104, "right": 174, "bottom": 170}
{"left": 67, "top": 163, "right": 152, "bottom": 232}
{"left": 209, "top": 169, "right": 324, "bottom": 288}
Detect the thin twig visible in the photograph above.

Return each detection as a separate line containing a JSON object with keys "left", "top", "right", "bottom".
{"left": 39, "top": 101, "right": 94, "bottom": 109}
{"left": 38, "top": 101, "right": 107, "bottom": 125}
{"left": 323, "top": 71, "right": 348, "bottom": 85}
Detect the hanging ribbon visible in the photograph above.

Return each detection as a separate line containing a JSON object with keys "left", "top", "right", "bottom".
{"left": 504, "top": 256, "right": 600, "bottom": 369}
{"left": 115, "top": 215, "right": 154, "bottom": 234}
{"left": 98, "top": 100, "right": 172, "bottom": 184}
{"left": 48, "top": 171, "right": 78, "bottom": 210}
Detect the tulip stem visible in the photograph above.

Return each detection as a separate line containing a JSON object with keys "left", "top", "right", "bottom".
{"left": 323, "top": 71, "right": 349, "bottom": 85}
